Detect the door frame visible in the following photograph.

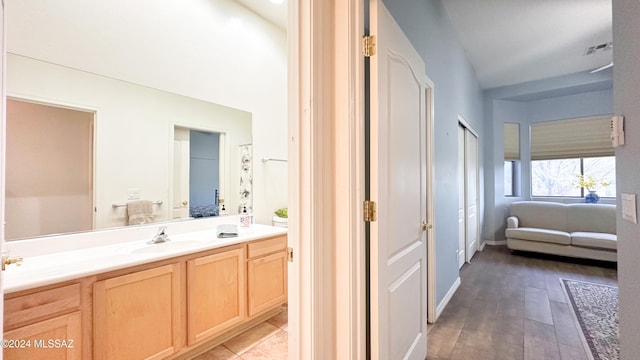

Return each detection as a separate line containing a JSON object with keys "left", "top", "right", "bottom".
{"left": 288, "top": 0, "right": 367, "bottom": 358}
{"left": 168, "top": 123, "right": 228, "bottom": 221}
{"left": 1, "top": 0, "right": 6, "bottom": 345}
{"left": 425, "top": 78, "right": 437, "bottom": 324}
{"left": 289, "top": 0, "right": 436, "bottom": 358}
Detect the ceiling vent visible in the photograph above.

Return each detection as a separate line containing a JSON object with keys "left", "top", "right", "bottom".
{"left": 585, "top": 42, "right": 613, "bottom": 56}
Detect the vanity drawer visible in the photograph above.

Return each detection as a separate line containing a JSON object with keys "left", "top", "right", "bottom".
{"left": 247, "top": 236, "right": 287, "bottom": 258}
{"left": 4, "top": 283, "right": 81, "bottom": 329}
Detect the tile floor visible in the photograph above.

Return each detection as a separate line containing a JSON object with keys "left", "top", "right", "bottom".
{"left": 192, "top": 308, "right": 288, "bottom": 360}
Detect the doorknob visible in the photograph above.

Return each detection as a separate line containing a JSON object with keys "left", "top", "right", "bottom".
{"left": 422, "top": 221, "right": 432, "bottom": 231}
{"left": 182, "top": 201, "right": 188, "bottom": 206}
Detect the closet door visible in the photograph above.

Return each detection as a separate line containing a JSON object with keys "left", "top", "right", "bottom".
{"left": 465, "top": 130, "right": 479, "bottom": 262}
{"left": 457, "top": 125, "right": 466, "bottom": 268}
{"left": 458, "top": 123, "right": 479, "bottom": 264}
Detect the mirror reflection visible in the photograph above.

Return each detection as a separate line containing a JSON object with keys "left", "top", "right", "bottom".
{"left": 6, "top": 99, "right": 95, "bottom": 239}
{"left": 5, "top": 0, "right": 257, "bottom": 240}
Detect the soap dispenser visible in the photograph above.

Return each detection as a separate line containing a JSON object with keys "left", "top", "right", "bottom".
{"left": 219, "top": 199, "right": 228, "bottom": 216}
{"left": 240, "top": 206, "right": 253, "bottom": 228}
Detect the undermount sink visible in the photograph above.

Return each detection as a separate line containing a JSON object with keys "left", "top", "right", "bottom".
{"left": 128, "top": 240, "right": 204, "bottom": 255}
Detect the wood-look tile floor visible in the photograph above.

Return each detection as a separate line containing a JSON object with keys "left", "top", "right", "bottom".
{"left": 192, "top": 309, "right": 288, "bottom": 360}
{"left": 427, "top": 245, "right": 617, "bottom": 360}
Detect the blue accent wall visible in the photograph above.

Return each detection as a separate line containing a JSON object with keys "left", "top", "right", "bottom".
{"left": 190, "top": 130, "right": 220, "bottom": 208}
{"left": 484, "top": 74, "right": 613, "bottom": 242}
{"left": 381, "top": 0, "right": 485, "bottom": 305}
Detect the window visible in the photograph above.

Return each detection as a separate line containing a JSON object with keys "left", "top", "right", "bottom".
{"left": 504, "top": 161, "right": 514, "bottom": 196}
{"left": 531, "top": 156, "right": 616, "bottom": 197}
{"left": 530, "top": 116, "right": 616, "bottom": 198}
{"left": 583, "top": 157, "right": 617, "bottom": 197}
{"left": 504, "top": 123, "right": 520, "bottom": 196}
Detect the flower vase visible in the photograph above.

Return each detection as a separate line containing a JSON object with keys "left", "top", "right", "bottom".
{"left": 585, "top": 190, "right": 600, "bottom": 204}
{"left": 272, "top": 215, "right": 288, "bottom": 228}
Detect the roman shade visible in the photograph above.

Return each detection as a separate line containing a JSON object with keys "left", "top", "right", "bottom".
{"left": 504, "top": 123, "right": 520, "bottom": 160}
{"left": 530, "top": 115, "right": 614, "bottom": 160}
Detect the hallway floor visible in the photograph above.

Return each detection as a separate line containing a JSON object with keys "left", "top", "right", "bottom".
{"left": 192, "top": 308, "right": 288, "bottom": 360}
{"left": 427, "top": 245, "right": 617, "bottom": 360}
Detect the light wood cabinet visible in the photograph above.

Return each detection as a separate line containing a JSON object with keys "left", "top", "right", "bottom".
{"left": 247, "top": 236, "right": 288, "bottom": 317}
{"left": 5, "top": 234, "right": 287, "bottom": 360}
{"left": 3, "top": 312, "right": 82, "bottom": 360}
{"left": 3, "top": 283, "right": 83, "bottom": 360}
{"left": 187, "top": 246, "right": 245, "bottom": 345}
{"left": 93, "top": 263, "right": 182, "bottom": 360}
{"left": 247, "top": 235, "right": 287, "bottom": 258}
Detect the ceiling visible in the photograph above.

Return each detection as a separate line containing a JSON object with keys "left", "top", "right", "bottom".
{"left": 235, "top": 0, "right": 612, "bottom": 90}
{"left": 442, "top": 0, "right": 613, "bottom": 89}
{"left": 235, "top": 0, "right": 287, "bottom": 30}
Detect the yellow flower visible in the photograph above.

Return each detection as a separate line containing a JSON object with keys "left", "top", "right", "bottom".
{"left": 576, "top": 174, "right": 610, "bottom": 191}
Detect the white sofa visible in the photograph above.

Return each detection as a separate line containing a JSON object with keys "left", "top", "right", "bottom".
{"left": 506, "top": 201, "right": 617, "bottom": 262}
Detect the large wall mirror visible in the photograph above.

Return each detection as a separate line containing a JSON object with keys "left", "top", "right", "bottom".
{"left": 5, "top": 0, "right": 257, "bottom": 240}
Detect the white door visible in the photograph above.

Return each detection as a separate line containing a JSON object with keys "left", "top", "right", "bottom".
{"left": 465, "top": 130, "right": 479, "bottom": 262}
{"left": 457, "top": 125, "right": 466, "bottom": 268}
{"left": 370, "top": 1, "right": 428, "bottom": 359}
{"left": 172, "top": 128, "right": 190, "bottom": 219}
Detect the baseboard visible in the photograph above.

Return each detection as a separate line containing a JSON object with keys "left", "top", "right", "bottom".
{"left": 484, "top": 240, "right": 507, "bottom": 246}
{"left": 435, "top": 277, "right": 461, "bottom": 320}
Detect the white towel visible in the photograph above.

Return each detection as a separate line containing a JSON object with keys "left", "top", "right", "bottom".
{"left": 127, "top": 200, "right": 154, "bottom": 225}
{"left": 217, "top": 224, "right": 239, "bottom": 238}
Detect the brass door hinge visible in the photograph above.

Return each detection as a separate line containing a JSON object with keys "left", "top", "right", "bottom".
{"left": 363, "top": 200, "right": 377, "bottom": 222}
{"left": 362, "top": 35, "right": 376, "bottom": 57}
{"left": 287, "top": 247, "right": 294, "bottom": 263}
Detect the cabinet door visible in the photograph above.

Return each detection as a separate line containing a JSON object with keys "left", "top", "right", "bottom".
{"left": 3, "top": 312, "right": 81, "bottom": 360}
{"left": 247, "top": 251, "right": 287, "bottom": 317}
{"left": 187, "top": 247, "right": 245, "bottom": 345}
{"left": 247, "top": 235, "right": 287, "bottom": 258}
{"left": 94, "top": 264, "right": 181, "bottom": 360}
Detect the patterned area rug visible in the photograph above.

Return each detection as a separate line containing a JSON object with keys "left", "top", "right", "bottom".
{"left": 560, "top": 278, "right": 619, "bottom": 360}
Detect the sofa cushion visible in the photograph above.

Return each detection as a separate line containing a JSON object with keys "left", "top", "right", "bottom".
{"left": 506, "top": 227, "right": 571, "bottom": 245}
{"left": 571, "top": 232, "right": 617, "bottom": 250}
{"left": 567, "top": 203, "right": 616, "bottom": 234}
{"left": 509, "top": 201, "right": 568, "bottom": 232}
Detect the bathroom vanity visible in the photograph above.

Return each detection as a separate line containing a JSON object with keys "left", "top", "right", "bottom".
{"left": 3, "top": 221, "right": 288, "bottom": 360}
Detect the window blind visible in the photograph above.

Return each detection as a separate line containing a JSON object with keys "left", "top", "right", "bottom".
{"left": 503, "top": 123, "right": 520, "bottom": 160}
{"left": 530, "top": 115, "right": 614, "bottom": 160}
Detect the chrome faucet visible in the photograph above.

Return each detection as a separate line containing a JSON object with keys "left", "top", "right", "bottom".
{"left": 150, "top": 226, "right": 170, "bottom": 244}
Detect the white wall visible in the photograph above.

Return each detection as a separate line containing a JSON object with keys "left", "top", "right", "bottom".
{"left": 8, "top": 55, "right": 252, "bottom": 230}
{"left": 6, "top": 0, "right": 287, "bottom": 225}
{"left": 612, "top": 0, "right": 640, "bottom": 357}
